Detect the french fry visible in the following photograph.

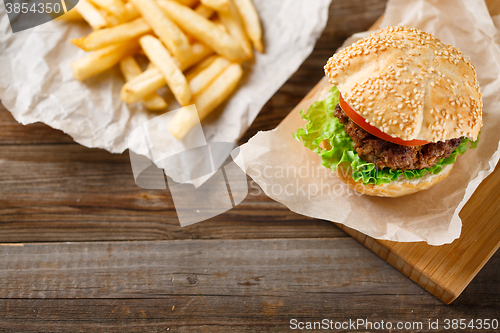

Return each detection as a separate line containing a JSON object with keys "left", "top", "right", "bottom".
{"left": 174, "top": 0, "right": 198, "bottom": 7}
{"left": 118, "top": 2, "right": 140, "bottom": 22}
{"left": 88, "top": 0, "right": 126, "bottom": 17}
{"left": 121, "top": 68, "right": 166, "bottom": 103}
{"left": 66, "top": 0, "right": 262, "bottom": 135}
{"left": 130, "top": 0, "right": 192, "bottom": 61}
{"left": 186, "top": 4, "right": 213, "bottom": 43}
{"left": 75, "top": 0, "right": 108, "bottom": 30}
{"left": 121, "top": 43, "right": 212, "bottom": 103}
{"left": 167, "top": 104, "right": 199, "bottom": 140}
{"left": 188, "top": 56, "right": 231, "bottom": 95}
{"left": 97, "top": 9, "right": 122, "bottom": 27}
{"left": 179, "top": 42, "right": 214, "bottom": 71}
{"left": 168, "top": 63, "right": 242, "bottom": 139}
{"left": 120, "top": 56, "right": 168, "bottom": 110}
{"left": 200, "top": 0, "right": 229, "bottom": 12}
{"left": 71, "top": 18, "right": 152, "bottom": 51}
{"left": 140, "top": 91, "right": 168, "bottom": 110}
{"left": 139, "top": 35, "right": 192, "bottom": 106}
{"left": 185, "top": 55, "right": 217, "bottom": 81}
{"left": 233, "top": 0, "right": 263, "bottom": 52}
{"left": 212, "top": 18, "right": 230, "bottom": 36}
{"left": 56, "top": 8, "right": 84, "bottom": 21}
{"left": 194, "top": 63, "right": 242, "bottom": 118}
{"left": 194, "top": 3, "right": 214, "bottom": 19}
{"left": 217, "top": 0, "right": 253, "bottom": 60}
{"left": 98, "top": 2, "right": 138, "bottom": 25}
{"left": 120, "top": 58, "right": 155, "bottom": 90}
{"left": 71, "top": 40, "right": 139, "bottom": 81}
{"left": 157, "top": 0, "right": 246, "bottom": 62}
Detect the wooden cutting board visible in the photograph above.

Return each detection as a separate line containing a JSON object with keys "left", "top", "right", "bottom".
{"left": 283, "top": 1, "right": 500, "bottom": 304}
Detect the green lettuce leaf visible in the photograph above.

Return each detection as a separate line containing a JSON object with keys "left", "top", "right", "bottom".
{"left": 293, "top": 86, "right": 478, "bottom": 185}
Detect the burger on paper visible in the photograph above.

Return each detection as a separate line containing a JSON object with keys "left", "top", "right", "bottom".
{"left": 294, "top": 26, "right": 482, "bottom": 197}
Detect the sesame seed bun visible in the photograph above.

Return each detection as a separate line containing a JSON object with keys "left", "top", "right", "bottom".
{"left": 337, "top": 163, "right": 454, "bottom": 197}
{"left": 324, "top": 26, "right": 482, "bottom": 143}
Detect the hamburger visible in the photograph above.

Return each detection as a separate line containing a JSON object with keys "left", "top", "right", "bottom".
{"left": 294, "top": 26, "right": 482, "bottom": 197}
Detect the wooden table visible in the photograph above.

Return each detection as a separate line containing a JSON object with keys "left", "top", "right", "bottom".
{"left": 1, "top": 0, "right": 498, "bottom": 331}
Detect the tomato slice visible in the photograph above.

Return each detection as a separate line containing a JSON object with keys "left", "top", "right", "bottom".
{"left": 339, "top": 93, "right": 430, "bottom": 146}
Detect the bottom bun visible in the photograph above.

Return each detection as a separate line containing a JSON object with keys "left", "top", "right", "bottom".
{"left": 336, "top": 164, "right": 454, "bottom": 197}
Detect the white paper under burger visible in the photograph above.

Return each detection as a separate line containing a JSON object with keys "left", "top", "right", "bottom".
{"left": 0, "top": 0, "right": 332, "bottom": 183}
{"left": 234, "top": 0, "right": 500, "bottom": 245}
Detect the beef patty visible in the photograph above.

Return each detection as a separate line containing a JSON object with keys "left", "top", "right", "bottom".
{"left": 333, "top": 104, "right": 462, "bottom": 171}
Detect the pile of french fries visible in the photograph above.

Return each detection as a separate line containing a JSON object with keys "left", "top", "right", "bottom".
{"left": 63, "top": 0, "right": 263, "bottom": 139}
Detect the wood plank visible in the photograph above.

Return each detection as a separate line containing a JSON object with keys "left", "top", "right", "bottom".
{"left": 0, "top": 239, "right": 498, "bottom": 332}
{"left": 0, "top": 143, "right": 346, "bottom": 242}
{"left": 0, "top": 105, "right": 75, "bottom": 145}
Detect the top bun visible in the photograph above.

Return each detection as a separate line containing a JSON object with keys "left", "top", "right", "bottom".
{"left": 324, "top": 26, "right": 482, "bottom": 143}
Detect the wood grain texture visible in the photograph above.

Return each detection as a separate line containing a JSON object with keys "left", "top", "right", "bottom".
{"left": 0, "top": 140, "right": 346, "bottom": 242}
{"left": 0, "top": 239, "right": 498, "bottom": 332}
